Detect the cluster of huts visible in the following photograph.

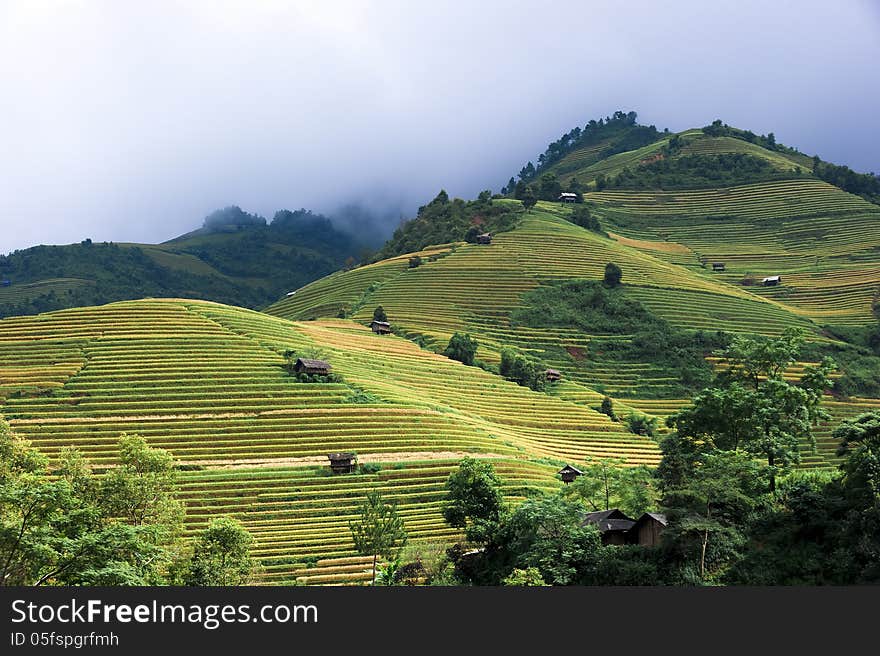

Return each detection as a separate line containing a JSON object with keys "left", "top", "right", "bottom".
{"left": 557, "top": 464, "right": 667, "bottom": 547}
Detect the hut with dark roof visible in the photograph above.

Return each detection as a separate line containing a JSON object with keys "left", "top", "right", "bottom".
{"left": 293, "top": 358, "right": 332, "bottom": 375}
{"left": 327, "top": 452, "right": 357, "bottom": 474}
{"left": 557, "top": 464, "right": 583, "bottom": 484}
{"left": 711, "top": 262, "right": 725, "bottom": 271}
{"left": 476, "top": 232, "right": 492, "bottom": 245}
{"left": 582, "top": 509, "right": 636, "bottom": 546}
{"left": 370, "top": 320, "right": 392, "bottom": 334}
{"left": 545, "top": 368, "right": 562, "bottom": 383}
{"left": 628, "top": 513, "right": 667, "bottom": 547}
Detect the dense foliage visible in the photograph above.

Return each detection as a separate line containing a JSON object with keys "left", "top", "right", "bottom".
{"left": 0, "top": 423, "right": 255, "bottom": 586}
{"left": 0, "top": 207, "right": 363, "bottom": 318}
{"left": 376, "top": 191, "right": 519, "bottom": 259}
{"left": 812, "top": 158, "right": 880, "bottom": 204}
{"left": 511, "top": 280, "right": 728, "bottom": 395}
{"left": 504, "top": 110, "right": 663, "bottom": 189}
{"left": 605, "top": 153, "right": 795, "bottom": 190}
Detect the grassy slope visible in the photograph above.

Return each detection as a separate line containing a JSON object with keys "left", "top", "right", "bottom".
{"left": 266, "top": 140, "right": 880, "bottom": 469}
{"left": 0, "top": 298, "right": 660, "bottom": 583}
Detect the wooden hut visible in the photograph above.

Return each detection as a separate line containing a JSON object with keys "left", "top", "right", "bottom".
{"left": 558, "top": 192, "right": 578, "bottom": 203}
{"left": 557, "top": 464, "right": 583, "bottom": 484}
{"left": 293, "top": 358, "right": 332, "bottom": 375}
{"left": 327, "top": 452, "right": 357, "bottom": 474}
{"left": 628, "top": 513, "right": 667, "bottom": 547}
{"left": 545, "top": 368, "right": 562, "bottom": 383}
{"left": 711, "top": 262, "right": 725, "bottom": 271}
{"left": 370, "top": 320, "right": 392, "bottom": 334}
{"left": 582, "top": 509, "right": 636, "bottom": 546}
{"left": 762, "top": 275, "right": 782, "bottom": 286}
{"left": 476, "top": 233, "right": 492, "bottom": 245}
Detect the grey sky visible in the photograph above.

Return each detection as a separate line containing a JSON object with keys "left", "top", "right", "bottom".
{"left": 1, "top": 0, "right": 878, "bottom": 254}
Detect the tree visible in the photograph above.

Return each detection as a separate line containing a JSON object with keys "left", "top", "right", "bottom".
{"left": 183, "top": 517, "right": 255, "bottom": 586}
{"left": 372, "top": 306, "right": 387, "bottom": 323}
{"left": 569, "top": 206, "right": 602, "bottom": 233}
{"left": 537, "top": 172, "right": 562, "bottom": 201}
{"left": 562, "top": 458, "right": 657, "bottom": 517}
{"left": 667, "top": 330, "right": 835, "bottom": 491}
{"left": 444, "top": 332, "right": 478, "bottom": 366}
{"left": 443, "top": 458, "right": 503, "bottom": 543}
{"left": 661, "top": 451, "right": 767, "bottom": 582}
{"left": 408, "top": 256, "right": 422, "bottom": 268}
{"left": 349, "top": 491, "right": 407, "bottom": 585}
{"left": 521, "top": 186, "right": 537, "bottom": 213}
{"left": 499, "top": 495, "right": 602, "bottom": 585}
{"left": 604, "top": 262, "right": 622, "bottom": 287}
{"left": 499, "top": 348, "right": 545, "bottom": 391}
{"left": 503, "top": 567, "right": 547, "bottom": 586}
{"left": 600, "top": 396, "right": 616, "bottom": 420}
{"left": 836, "top": 411, "right": 880, "bottom": 500}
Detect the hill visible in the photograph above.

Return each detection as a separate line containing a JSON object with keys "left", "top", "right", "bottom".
{"left": 267, "top": 115, "right": 880, "bottom": 469}
{"left": 0, "top": 206, "right": 366, "bottom": 318}
{"left": 0, "top": 298, "right": 661, "bottom": 583}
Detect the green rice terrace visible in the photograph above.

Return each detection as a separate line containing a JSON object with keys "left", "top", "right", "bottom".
{"left": 0, "top": 299, "right": 657, "bottom": 584}
{"left": 1, "top": 118, "right": 878, "bottom": 585}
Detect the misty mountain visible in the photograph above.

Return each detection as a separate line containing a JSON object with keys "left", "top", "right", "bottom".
{"left": 0, "top": 206, "right": 370, "bottom": 318}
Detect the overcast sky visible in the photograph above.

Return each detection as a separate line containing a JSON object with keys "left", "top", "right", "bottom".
{"left": 1, "top": 0, "right": 878, "bottom": 254}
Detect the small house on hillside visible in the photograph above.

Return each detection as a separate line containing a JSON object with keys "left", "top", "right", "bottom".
{"left": 545, "top": 368, "right": 562, "bottom": 383}
{"left": 711, "top": 262, "right": 725, "bottom": 272}
{"left": 558, "top": 192, "right": 578, "bottom": 203}
{"left": 294, "top": 358, "right": 332, "bottom": 375}
{"left": 370, "top": 320, "right": 392, "bottom": 334}
{"left": 582, "top": 509, "right": 636, "bottom": 546}
{"left": 629, "top": 513, "right": 667, "bottom": 547}
{"left": 327, "top": 452, "right": 357, "bottom": 474}
{"left": 476, "top": 233, "right": 492, "bottom": 245}
{"left": 557, "top": 464, "right": 583, "bottom": 484}
{"left": 286, "top": 291, "right": 296, "bottom": 296}
{"left": 762, "top": 275, "right": 782, "bottom": 286}
{"left": 0, "top": 280, "right": 10, "bottom": 286}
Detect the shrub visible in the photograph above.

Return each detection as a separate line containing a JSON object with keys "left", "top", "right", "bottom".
{"left": 444, "top": 332, "right": 478, "bottom": 366}
{"left": 499, "top": 348, "right": 546, "bottom": 391}
{"left": 604, "top": 262, "right": 622, "bottom": 287}
{"left": 408, "top": 256, "right": 422, "bottom": 268}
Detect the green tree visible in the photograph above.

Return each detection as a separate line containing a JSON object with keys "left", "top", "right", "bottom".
{"left": 521, "top": 186, "right": 537, "bottom": 213}
{"left": 443, "top": 458, "right": 503, "bottom": 543}
{"left": 668, "top": 329, "right": 835, "bottom": 490}
{"left": 836, "top": 410, "right": 880, "bottom": 499}
{"left": 599, "top": 396, "right": 617, "bottom": 420}
{"left": 372, "top": 306, "right": 387, "bottom": 323}
{"left": 503, "top": 567, "right": 547, "bottom": 586}
{"left": 183, "top": 517, "right": 255, "bottom": 586}
{"left": 349, "top": 491, "right": 407, "bottom": 585}
{"left": 408, "top": 256, "right": 422, "bottom": 268}
{"left": 604, "top": 262, "right": 622, "bottom": 287}
{"left": 500, "top": 495, "right": 602, "bottom": 585}
{"left": 499, "top": 348, "right": 545, "bottom": 391}
{"left": 562, "top": 457, "right": 657, "bottom": 517}
{"left": 444, "top": 332, "right": 478, "bottom": 366}
{"left": 537, "top": 172, "right": 562, "bottom": 201}
{"left": 661, "top": 451, "right": 767, "bottom": 582}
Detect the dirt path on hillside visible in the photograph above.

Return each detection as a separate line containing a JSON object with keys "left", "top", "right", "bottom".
{"left": 188, "top": 450, "right": 509, "bottom": 470}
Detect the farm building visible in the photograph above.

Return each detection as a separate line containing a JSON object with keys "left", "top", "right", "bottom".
{"left": 370, "top": 320, "right": 392, "bottom": 334}
{"left": 1, "top": 280, "right": 10, "bottom": 286}
{"left": 545, "top": 368, "right": 562, "bottom": 382}
{"left": 629, "top": 513, "right": 667, "bottom": 547}
{"left": 557, "top": 464, "right": 583, "bottom": 484}
{"left": 476, "top": 233, "right": 492, "bottom": 245}
{"left": 711, "top": 262, "right": 725, "bottom": 271}
{"left": 293, "top": 358, "right": 332, "bottom": 375}
{"left": 558, "top": 192, "right": 578, "bottom": 203}
{"left": 286, "top": 291, "right": 296, "bottom": 297}
{"left": 582, "top": 509, "right": 636, "bottom": 546}
{"left": 327, "top": 452, "right": 357, "bottom": 474}
{"left": 762, "top": 275, "right": 782, "bottom": 286}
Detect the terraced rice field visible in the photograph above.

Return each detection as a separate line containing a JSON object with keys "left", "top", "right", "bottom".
{"left": 0, "top": 299, "right": 660, "bottom": 583}
{"left": 591, "top": 179, "right": 880, "bottom": 327}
